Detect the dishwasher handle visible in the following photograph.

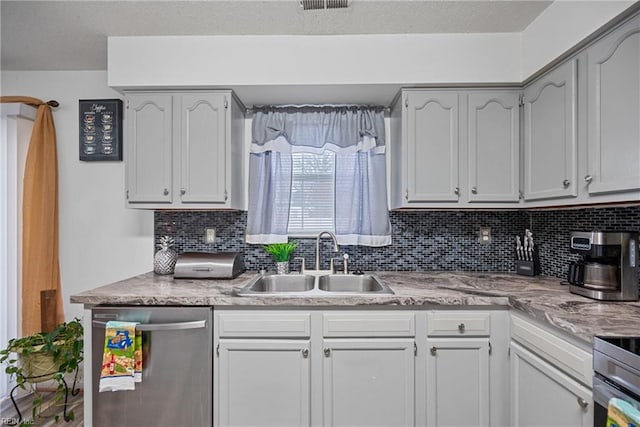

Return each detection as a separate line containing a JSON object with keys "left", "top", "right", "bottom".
{"left": 92, "top": 319, "right": 207, "bottom": 331}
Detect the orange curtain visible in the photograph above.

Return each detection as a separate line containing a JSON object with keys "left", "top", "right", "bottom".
{"left": 1, "top": 96, "right": 64, "bottom": 335}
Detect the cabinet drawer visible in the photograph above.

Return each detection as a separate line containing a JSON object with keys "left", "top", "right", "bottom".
{"left": 511, "top": 313, "right": 592, "bottom": 387}
{"left": 323, "top": 312, "right": 415, "bottom": 337}
{"left": 427, "top": 311, "right": 491, "bottom": 336}
{"left": 217, "top": 312, "right": 310, "bottom": 338}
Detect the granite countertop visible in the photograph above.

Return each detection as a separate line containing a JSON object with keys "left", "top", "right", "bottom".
{"left": 70, "top": 271, "right": 640, "bottom": 344}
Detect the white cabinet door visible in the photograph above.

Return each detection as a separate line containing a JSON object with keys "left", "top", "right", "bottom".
{"left": 405, "top": 91, "right": 460, "bottom": 202}
{"left": 217, "top": 339, "right": 311, "bottom": 427}
{"left": 523, "top": 60, "right": 578, "bottom": 201}
{"left": 468, "top": 92, "right": 520, "bottom": 203}
{"left": 125, "top": 93, "right": 173, "bottom": 203}
{"left": 426, "top": 338, "right": 490, "bottom": 427}
{"left": 179, "top": 93, "right": 227, "bottom": 203}
{"left": 510, "top": 341, "right": 592, "bottom": 427}
{"left": 586, "top": 14, "right": 640, "bottom": 195}
{"left": 322, "top": 338, "right": 415, "bottom": 427}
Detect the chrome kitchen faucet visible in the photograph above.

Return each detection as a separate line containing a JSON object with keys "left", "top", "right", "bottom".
{"left": 314, "top": 231, "right": 339, "bottom": 274}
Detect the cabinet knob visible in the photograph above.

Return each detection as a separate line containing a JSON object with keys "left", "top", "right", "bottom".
{"left": 458, "top": 323, "right": 466, "bottom": 333}
{"left": 180, "top": 188, "right": 186, "bottom": 195}
{"left": 324, "top": 348, "right": 331, "bottom": 357}
{"left": 163, "top": 188, "right": 169, "bottom": 196}
{"left": 405, "top": 189, "right": 408, "bottom": 201}
{"left": 471, "top": 187, "right": 478, "bottom": 194}
{"left": 584, "top": 175, "right": 593, "bottom": 184}
{"left": 430, "top": 346, "right": 437, "bottom": 356}
{"left": 577, "top": 397, "right": 588, "bottom": 410}
{"left": 454, "top": 187, "right": 460, "bottom": 195}
{"left": 562, "top": 179, "right": 571, "bottom": 188}
{"left": 302, "top": 348, "right": 309, "bottom": 358}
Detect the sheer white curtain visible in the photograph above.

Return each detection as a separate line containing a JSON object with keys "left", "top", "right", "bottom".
{"left": 246, "top": 106, "right": 391, "bottom": 246}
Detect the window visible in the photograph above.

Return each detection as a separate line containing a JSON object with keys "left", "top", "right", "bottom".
{"left": 288, "top": 151, "right": 335, "bottom": 234}
{"left": 246, "top": 106, "right": 391, "bottom": 246}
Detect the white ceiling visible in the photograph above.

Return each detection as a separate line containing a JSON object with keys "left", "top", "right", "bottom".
{"left": 0, "top": 0, "right": 552, "bottom": 71}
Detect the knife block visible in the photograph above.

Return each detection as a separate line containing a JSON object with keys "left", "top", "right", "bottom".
{"left": 516, "top": 252, "right": 540, "bottom": 277}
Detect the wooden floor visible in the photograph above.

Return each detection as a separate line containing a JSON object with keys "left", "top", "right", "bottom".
{"left": 1, "top": 388, "right": 83, "bottom": 426}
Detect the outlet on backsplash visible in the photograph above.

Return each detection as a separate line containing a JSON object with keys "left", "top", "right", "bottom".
{"left": 479, "top": 227, "right": 491, "bottom": 244}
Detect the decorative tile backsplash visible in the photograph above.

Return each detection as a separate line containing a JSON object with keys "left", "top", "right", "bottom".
{"left": 529, "top": 205, "right": 640, "bottom": 280}
{"left": 155, "top": 205, "right": 640, "bottom": 280}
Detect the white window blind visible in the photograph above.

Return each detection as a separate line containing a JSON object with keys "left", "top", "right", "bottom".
{"left": 287, "top": 151, "right": 335, "bottom": 234}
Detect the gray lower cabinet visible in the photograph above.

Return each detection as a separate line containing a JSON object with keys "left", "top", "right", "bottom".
{"left": 217, "top": 339, "right": 311, "bottom": 427}
{"left": 523, "top": 59, "right": 578, "bottom": 201}
{"left": 510, "top": 342, "right": 592, "bottom": 427}
{"left": 586, "top": 14, "right": 640, "bottom": 195}
{"left": 125, "top": 90, "right": 245, "bottom": 209}
{"left": 322, "top": 338, "right": 415, "bottom": 427}
{"left": 426, "top": 338, "right": 490, "bottom": 427}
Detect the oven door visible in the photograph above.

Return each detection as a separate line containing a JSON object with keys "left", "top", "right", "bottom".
{"left": 593, "top": 375, "right": 640, "bottom": 427}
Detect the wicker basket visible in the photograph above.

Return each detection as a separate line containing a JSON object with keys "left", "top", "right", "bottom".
{"left": 17, "top": 344, "right": 61, "bottom": 383}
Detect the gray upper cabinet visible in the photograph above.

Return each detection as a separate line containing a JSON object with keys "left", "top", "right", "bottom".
{"left": 392, "top": 90, "right": 460, "bottom": 206}
{"left": 523, "top": 59, "right": 578, "bottom": 201}
{"left": 125, "top": 93, "right": 173, "bottom": 204}
{"left": 179, "top": 94, "right": 227, "bottom": 203}
{"left": 125, "top": 90, "right": 245, "bottom": 209}
{"left": 468, "top": 92, "right": 520, "bottom": 203}
{"left": 586, "top": 14, "right": 640, "bottom": 195}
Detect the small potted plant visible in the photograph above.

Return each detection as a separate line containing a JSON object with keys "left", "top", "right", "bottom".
{"left": 263, "top": 241, "right": 298, "bottom": 274}
{"left": 0, "top": 318, "right": 84, "bottom": 424}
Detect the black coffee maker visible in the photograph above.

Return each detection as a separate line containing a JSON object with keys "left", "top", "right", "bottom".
{"left": 567, "top": 231, "right": 639, "bottom": 301}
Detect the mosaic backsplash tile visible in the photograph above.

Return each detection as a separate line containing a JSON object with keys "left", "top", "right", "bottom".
{"left": 529, "top": 205, "right": 640, "bottom": 281}
{"left": 155, "top": 205, "right": 640, "bottom": 280}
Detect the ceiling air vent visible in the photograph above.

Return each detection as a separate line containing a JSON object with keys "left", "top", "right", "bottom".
{"left": 299, "top": 0, "right": 349, "bottom": 10}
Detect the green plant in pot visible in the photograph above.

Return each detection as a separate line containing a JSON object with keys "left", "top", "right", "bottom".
{"left": 263, "top": 241, "right": 298, "bottom": 274}
{"left": 0, "top": 318, "right": 84, "bottom": 424}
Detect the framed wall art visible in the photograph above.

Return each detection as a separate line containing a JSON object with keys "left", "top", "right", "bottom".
{"left": 79, "top": 99, "right": 123, "bottom": 161}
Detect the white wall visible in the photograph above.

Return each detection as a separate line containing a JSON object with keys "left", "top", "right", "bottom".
{"left": 1, "top": 71, "right": 154, "bottom": 321}
{"left": 521, "top": 0, "right": 635, "bottom": 80}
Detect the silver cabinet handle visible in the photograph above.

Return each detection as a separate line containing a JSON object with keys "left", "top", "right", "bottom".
{"left": 562, "top": 179, "right": 571, "bottom": 188}
{"left": 584, "top": 175, "right": 593, "bottom": 184}
{"left": 454, "top": 187, "right": 460, "bottom": 195}
{"left": 430, "top": 346, "right": 437, "bottom": 355}
{"left": 302, "top": 349, "right": 309, "bottom": 358}
{"left": 577, "top": 397, "right": 588, "bottom": 409}
{"left": 324, "top": 348, "right": 331, "bottom": 357}
{"left": 471, "top": 187, "right": 478, "bottom": 194}
{"left": 92, "top": 320, "right": 207, "bottom": 331}
{"left": 405, "top": 189, "right": 408, "bottom": 201}
{"left": 163, "top": 188, "right": 169, "bottom": 196}
{"left": 458, "top": 323, "right": 466, "bottom": 333}
{"left": 180, "top": 188, "right": 186, "bottom": 195}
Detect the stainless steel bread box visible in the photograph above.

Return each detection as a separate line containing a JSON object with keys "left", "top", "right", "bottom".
{"left": 174, "top": 252, "right": 244, "bottom": 279}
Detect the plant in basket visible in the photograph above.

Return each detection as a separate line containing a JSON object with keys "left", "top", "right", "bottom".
{"left": 0, "top": 318, "right": 84, "bottom": 424}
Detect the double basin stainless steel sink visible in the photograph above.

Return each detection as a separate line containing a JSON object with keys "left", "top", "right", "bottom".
{"left": 236, "top": 273, "right": 394, "bottom": 297}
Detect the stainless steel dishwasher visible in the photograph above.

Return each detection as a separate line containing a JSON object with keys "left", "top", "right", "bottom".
{"left": 91, "top": 306, "right": 212, "bottom": 427}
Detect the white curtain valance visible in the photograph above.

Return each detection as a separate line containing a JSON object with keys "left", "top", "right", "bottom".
{"left": 251, "top": 106, "right": 386, "bottom": 154}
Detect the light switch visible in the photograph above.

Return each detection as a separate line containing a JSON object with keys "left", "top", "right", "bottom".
{"left": 205, "top": 228, "right": 216, "bottom": 244}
